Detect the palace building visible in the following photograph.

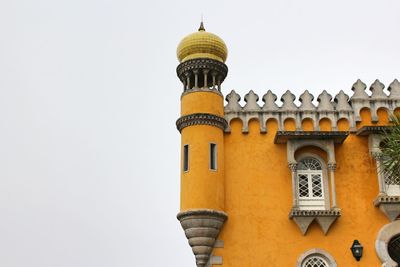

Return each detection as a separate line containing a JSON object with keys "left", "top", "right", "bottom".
{"left": 175, "top": 23, "right": 400, "bottom": 267}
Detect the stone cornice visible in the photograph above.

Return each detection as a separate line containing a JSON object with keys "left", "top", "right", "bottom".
{"left": 274, "top": 131, "right": 349, "bottom": 144}
{"left": 176, "top": 113, "right": 227, "bottom": 132}
{"left": 356, "top": 126, "right": 392, "bottom": 136}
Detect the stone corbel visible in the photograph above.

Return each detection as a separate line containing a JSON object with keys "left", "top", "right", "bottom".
{"left": 177, "top": 209, "right": 227, "bottom": 267}
{"left": 374, "top": 195, "right": 400, "bottom": 221}
{"left": 289, "top": 209, "right": 341, "bottom": 235}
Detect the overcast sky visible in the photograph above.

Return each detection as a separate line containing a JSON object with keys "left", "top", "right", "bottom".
{"left": 0, "top": 1, "right": 399, "bottom": 266}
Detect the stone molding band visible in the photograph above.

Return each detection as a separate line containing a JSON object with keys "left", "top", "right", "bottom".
{"left": 176, "top": 113, "right": 228, "bottom": 132}
{"left": 374, "top": 195, "right": 400, "bottom": 205}
{"left": 177, "top": 209, "right": 228, "bottom": 221}
{"left": 289, "top": 209, "right": 341, "bottom": 217}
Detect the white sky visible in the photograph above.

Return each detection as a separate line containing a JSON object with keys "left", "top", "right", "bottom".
{"left": 0, "top": 0, "right": 399, "bottom": 266}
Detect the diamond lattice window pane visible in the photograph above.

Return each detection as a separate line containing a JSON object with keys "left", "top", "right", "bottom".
{"left": 312, "top": 174, "right": 323, "bottom": 197}
{"left": 298, "top": 157, "right": 322, "bottom": 170}
{"left": 384, "top": 171, "right": 400, "bottom": 185}
{"left": 302, "top": 256, "right": 328, "bottom": 267}
{"left": 298, "top": 174, "right": 309, "bottom": 197}
{"left": 381, "top": 155, "right": 400, "bottom": 185}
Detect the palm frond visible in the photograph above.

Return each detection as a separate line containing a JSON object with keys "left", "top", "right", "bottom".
{"left": 380, "top": 114, "right": 400, "bottom": 179}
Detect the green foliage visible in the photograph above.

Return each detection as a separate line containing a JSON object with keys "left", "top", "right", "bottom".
{"left": 381, "top": 114, "right": 400, "bottom": 179}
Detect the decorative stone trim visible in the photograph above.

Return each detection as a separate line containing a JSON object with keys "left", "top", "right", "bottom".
{"left": 289, "top": 209, "right": 341, "bottom": 235}
{"left": 274, "top": 131, "right": 349, "bottom": 144}
{"left": 296, "top": 248, "right": 337, "bottom": 267}
{"left": 288, "top": 162, "right": 298, "bottom": 171}
{"left": 224, "top": 79, "right": 400, "bottom": 133}
{"left": 327, "top": 163, "right": 337, "bottom": 171}
{"left": 374, "top": 195, "right": 400, "bottom": 221}
{"left": 356, "top": 126, "right": 392, "bottom": 136}
{"left": 177, "top": 58, "right": 228, "bottom": 80}
{"left": 375, "top": 220, "right": 400, "bottom": 267}
{"left": 290, "top": 209, "right": 341, "bottom": 217}
{"left": 176, "top": 57, "right": 227, "bottom": 91}
{"left": 181, "top": 87, "right": 223, "bottom": 98}
{"left": 177, "top": 209, "right": 228, "bottom": 267}
{"left": 176, "top": 113, "right": 227, "bottom": 132}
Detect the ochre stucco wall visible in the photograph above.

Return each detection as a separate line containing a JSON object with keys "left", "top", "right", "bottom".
{"left": 212, "top": 111, "right": 389, "bottom": 266}
{"left": 179, "top": 89, "right": 395, "bottom": 266}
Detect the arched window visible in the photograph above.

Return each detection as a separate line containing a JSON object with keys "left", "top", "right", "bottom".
{"left": 376, "top": 220, "right": 400, "bottom": 266}
{"left": 297, "top": 157, "right": 325, "bottom": 210}
{"left": 388, "top": 234, "right": 400, "bottom": 264}
{"left": 302, "top": 255, "right": 328, "bottom": 267}
{"left": 296, "top": 249, "right": 337, "bottom": 267}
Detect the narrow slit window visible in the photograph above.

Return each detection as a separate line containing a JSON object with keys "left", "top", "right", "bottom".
{"left": 183, "top": 144, "right": 189, "bottom": 172}
{"left": 210, "top": 143, "right": 217, "bottom": 170}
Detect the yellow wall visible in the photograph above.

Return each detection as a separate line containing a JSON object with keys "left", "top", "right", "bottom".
{"left": 212, "top": 112, "right": 389, "bottom": 266}
{"left": 179, "top": 89, "right": 393, "bottom": 266}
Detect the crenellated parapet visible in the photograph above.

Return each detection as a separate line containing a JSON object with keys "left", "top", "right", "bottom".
{"left": 224, "top": 79, "right": 400, "bottom": 133}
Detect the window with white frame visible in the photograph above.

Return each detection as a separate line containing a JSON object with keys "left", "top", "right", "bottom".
{"left": 296, "top": 249, "right": 337, "bottom": 267}
{"left": 297, "top": 157, "right": 325, "bottom": 210}
{"left": 302, "top": 255, "right": 328, "bottom": 267}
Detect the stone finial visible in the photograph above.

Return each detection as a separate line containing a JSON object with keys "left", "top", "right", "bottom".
{"left": 262, "top": 90, "right": 279, "bottom": 111}
{"left": 370, "top": 79, "right": 387, "bottom": 99}
{"left": 388, "top": 79, "right": 400, "bottom": 99}
{"left": 299, "top": 90, "right": 316, "bottom": 111}
{"left": 351, "top": 79, "right": 369, "bottom": 100}
{"left": 281, "top": 90, "right": 297, "bottom": 111}
{"left": 225, "top": 90, "right": 242, "bottom": 112}
{"left": 334, "top": 90, "right": 352, "bottom": 111}
{"left": 317, "top": 90, "right": 334, "bottom": 111}
{"left": 243, "top": 90, "right": 260, "bottom": 111}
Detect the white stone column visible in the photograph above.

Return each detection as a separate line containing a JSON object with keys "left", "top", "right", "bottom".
{"left": 372, "top": 152, "right": 386, "bottom": 195}
{"left": 289, "top": 162, "right": 299, "bottom": 208}
{"left": 193, "top": 70, "right": 199, "bottom": 89}
{"left": 328, "top": 162, "right": 337, "bottom": 208}
{"left": 185, "top": 72, "right": 191, "bottom": 90}
{"left": 203, "top": 69, "right": 209, "bottom": 89}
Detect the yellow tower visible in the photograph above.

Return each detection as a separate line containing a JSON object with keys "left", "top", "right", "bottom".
{"left": 176, "top": 22, "right": 228, "bottom": 267}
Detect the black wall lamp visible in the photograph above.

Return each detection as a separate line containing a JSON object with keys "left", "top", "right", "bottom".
{"left": 350, "top": 240, "right": 363, "bottom": 261}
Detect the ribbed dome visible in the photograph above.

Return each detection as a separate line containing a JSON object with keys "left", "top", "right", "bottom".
{"left": 177, "top": 23, "right": 228, "bottom": 63}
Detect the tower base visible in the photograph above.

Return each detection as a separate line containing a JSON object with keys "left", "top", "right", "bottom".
{"left": 177, "top": 209, "right": 228, "bottom": 267}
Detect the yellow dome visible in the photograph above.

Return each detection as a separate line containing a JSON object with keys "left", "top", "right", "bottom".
{"left": 177, "top": 23, "right": 228, "bottom": 63}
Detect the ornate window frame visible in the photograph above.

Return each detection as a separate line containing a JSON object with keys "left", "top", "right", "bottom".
{"left": 363, "top": 130, "right": 400, "bottom": 221}
{"left": 296, "top": 248, "right": 337, "bottom": 267}
{"left": 286, "top": 139, "right": 341, "bottom": 235}
{"left": 375, "top": 220, "right": 400, "bottom": 267}
{"left": 296, "top": 154, "right": 330, "bottom": 210}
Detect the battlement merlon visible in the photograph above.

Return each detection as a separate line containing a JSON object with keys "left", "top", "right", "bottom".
{"left": 224, "top": 79, "right": 400, "bottom": 133}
